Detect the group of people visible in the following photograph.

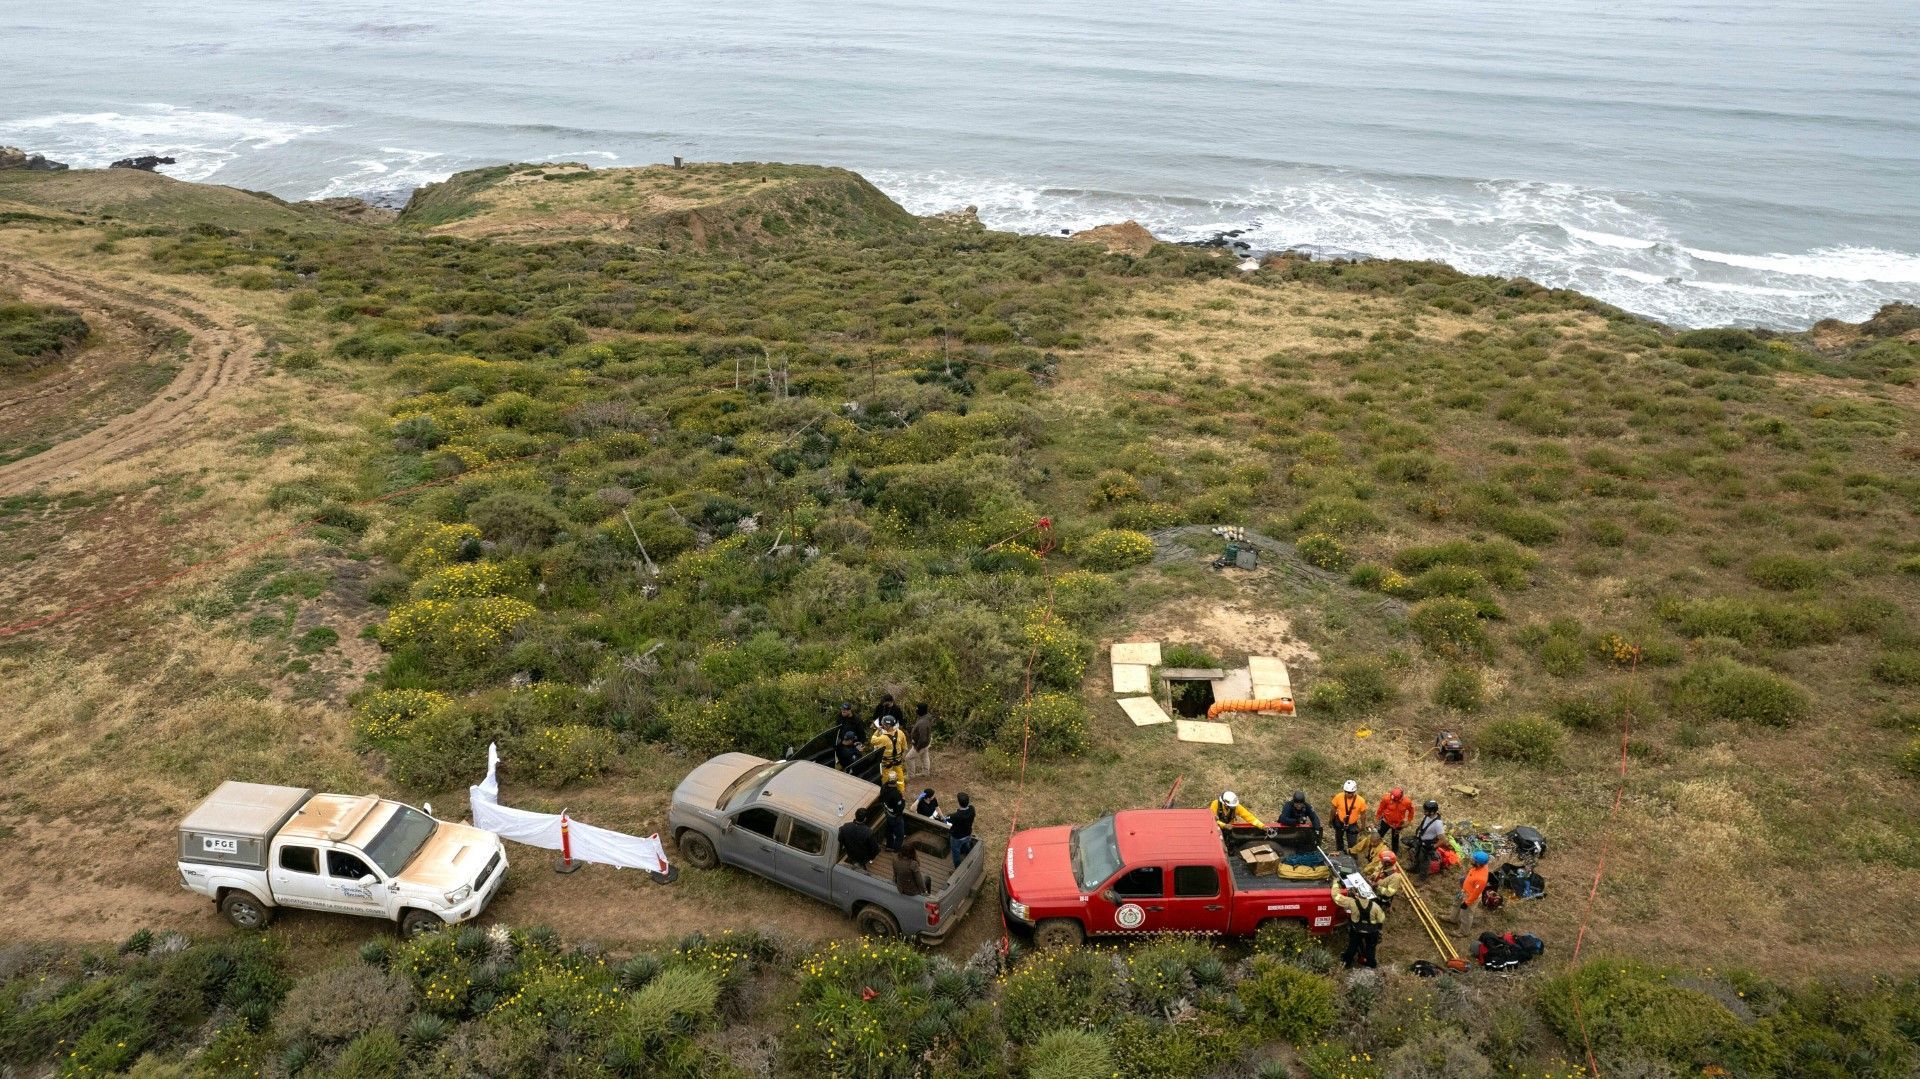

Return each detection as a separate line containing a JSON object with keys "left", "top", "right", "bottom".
{"left": 1209, "top": 782, "right": 1488, "bottom": 969}
{"left": 833, "top": 694, "right": 934, "bottom": 793}
{"left": 834, "top": 786, "right": 978, "bottom": 893}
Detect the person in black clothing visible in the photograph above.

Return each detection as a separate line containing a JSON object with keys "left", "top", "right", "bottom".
{"left": 834, "top": 727, "right": 864, "bottom": 771}
{"left": 892, "top": 845, "right": 928, "bottom": 896}
{"left": 835, "top": 701, "right": 863, "bottom": 743}
{"left": 947, "top": 791, "right": 977, "bottom": 866}
{"left": 913, "top": 788, "right": 943, "bottom": 821}
{"left": 837, "top": 808, "right": 880, "bottom": 869}
{"left": 871, "top": 692, "right": 905, "bottom": 729}
{"left": 878, "top": 784, "right": 907, "bottom": 851}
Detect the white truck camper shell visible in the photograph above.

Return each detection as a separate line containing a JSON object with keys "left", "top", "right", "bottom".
{"left": 179, "top": 781, "right": 312, "bottom": 870}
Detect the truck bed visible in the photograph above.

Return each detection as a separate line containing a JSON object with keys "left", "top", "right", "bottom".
{"left": 1227, "top": 845, "right": 1335, "bottom": 891}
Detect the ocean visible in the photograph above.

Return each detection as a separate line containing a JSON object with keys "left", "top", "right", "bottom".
{"left": 4, "top": 0, "right": 1918, "bottom": 329}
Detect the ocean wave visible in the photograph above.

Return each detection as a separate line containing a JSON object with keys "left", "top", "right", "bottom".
{"left": 868, "top": 167, "right": 1919, "bottom": 329}
{"left": 306, "top": 148, "right": 448, "bottom": 202}
{"left": 2, "top": 103, "right": 332, "bottom": 182}
{"left": 1680, "top": 244, "right": 1920, "bottom": 285}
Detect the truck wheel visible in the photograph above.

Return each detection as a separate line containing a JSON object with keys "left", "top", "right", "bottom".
{"left": 220, "top": 891, "right": 273, "bottom": 931}
{"left": 854, "top": 905, "right": 901, "bottom": 937}
{"left": 677, "top": 830, "right": 719, "bottom": 870}
{"left": 1034, "top": 919, "right": 1085, "bottom": 950}
{"left": 400, "top": 909, "right": 445, "bottom": 938}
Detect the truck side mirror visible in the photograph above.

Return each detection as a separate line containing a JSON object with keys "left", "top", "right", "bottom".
{"left": 358, "top": 874, "right": 379, "bottom": 887}
{"left": 1099, "top": 888, "right": 1120, "bottom": 906}
{"left": 721, "top": 820, "right": 735, "bottom": 834}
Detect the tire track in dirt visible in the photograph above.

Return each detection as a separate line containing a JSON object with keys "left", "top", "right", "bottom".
{"left": 0, "top": 259, "right": 264, "bottom": 495}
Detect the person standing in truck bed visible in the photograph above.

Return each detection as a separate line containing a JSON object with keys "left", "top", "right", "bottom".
{"left": 947, "top": 792, "right": 977, "bottom": 866}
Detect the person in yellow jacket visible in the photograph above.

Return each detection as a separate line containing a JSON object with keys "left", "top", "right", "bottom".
{"left": 1330, "top": 779, "right": 1367, "bottom": 854}
{"left": 1209, "top": 790, "right": 1263, "bottom": 830}
{"left": 870, "top": 714, "right": 909, "bottom": 795}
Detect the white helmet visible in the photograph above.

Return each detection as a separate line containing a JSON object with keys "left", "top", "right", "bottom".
{"left": 1342, "top": 780, "right": 1357, "bottom": 794}
{"left": 1220, "top": 791, "right": 1239, "bottom": 808}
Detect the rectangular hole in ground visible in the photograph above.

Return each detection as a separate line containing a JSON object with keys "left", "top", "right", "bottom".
{"left": 1168, "top": 678, "right": 1216, "bottom": 718}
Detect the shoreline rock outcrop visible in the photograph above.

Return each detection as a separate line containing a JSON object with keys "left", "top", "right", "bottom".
{"left": 110, "top": 155, "right": 177, "bottom": 172}
{"left": 0, "top": 146, "right": 69, "bottom": 171}
{"left": 1068, "top": 219, "right": 1158, "bottom": 256}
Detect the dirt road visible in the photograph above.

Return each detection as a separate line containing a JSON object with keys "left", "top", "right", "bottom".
{"left": 0, "top": 258, "right": 264, "bottom": 495}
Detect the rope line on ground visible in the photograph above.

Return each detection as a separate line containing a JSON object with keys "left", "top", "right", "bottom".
{"left": 997, "top": 518, "right": 1058, "bottom": 956}
{"left": 1565, "top": 650, "right": 1639, "bottom": 1078}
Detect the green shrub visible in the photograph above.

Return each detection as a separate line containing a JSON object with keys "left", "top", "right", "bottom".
{"left": 1408, "top": 598, "right": 1489, "bottom": 657}
{"left": 382, "top": 706, "right": 493, "bottom": 791}
{"left": 1433, "top": 666, "right": 1484, "bottom": 711}
{"left": 1077, "top": 528, "right": 1155, "bottom": 570}
{"left": 1538, "top": 634, "right": 1587, "bottom": 677}
{"left": 1025, "top": 619, "right": 1092, "bottom": 689}
{"left": 1025, "top": 1029, "right": 1114, "bottom": 1079}
{"left": 333, "top": 1027, "right": 404, "bottom": 1079}
{"left": 1674, "top": 658, "right": 1811, "bottom": 727}
{"left": 276, "top": 962, "right": 414, "bottom": 1046}
{"left": 1899, "top": 739, "right": 1920, "bottom": 781}
{"left": 997, "top": 693, "right": 1091, "bottom": 760}
{"left": 1109, "top": 1013, "right": 1243, "bottom": 1079}
{"left": 1475, "top": 504, "right": 1563, "bottom": 545}
{"left": 1871, "top": 651, "right": 1920, "bottom": 687}
{"left": 1747, "top": 554, "right": 1824, "bottom": 590}
{"left": 1411, "top": 565, "right": 1488, "bottom": 599}
{"left": 623, "top": 967, "right": 721, "bottom": 1041}
{"left": 1000, "top": 948, "right": 1126, "bottom": 1042}
{"left": 1237, "top": 957, "right": 1337, "bottom": 1043}
{"left": 1539, "top": 960, "right": 1779, "bottom": 1076}
{"left": 1292, "top": 495, "right": 1382, "bottom": 536}
{"left": 1296, "top": 531, "right": 1350, "bottom": 570}
{"left": 512, "top": 723, "right": 619, "bottom": 786}
{"left": 1479, "top": 715, "right": 1564, "bottom": 765}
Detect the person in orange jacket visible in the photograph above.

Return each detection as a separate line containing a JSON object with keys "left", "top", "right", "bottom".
{"left": 1374, "top": 786, "right": 1415, "bottom": 855}
{"left": 1330, "top": 780, "right": 1367, "bottom": 854}
{"left": 1458, "top": 850, "right": 1492, "bottom": 934}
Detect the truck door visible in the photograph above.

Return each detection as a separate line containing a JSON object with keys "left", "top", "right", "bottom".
{"left": 773, "top": 816, "right": 832, "bottom": 898}
{"left": 322, "top": 850, "right": 389, "bottom": 915}
{"left": 1160, "top": 864, "right": 1232, "bottom": 934}
{"left": 270, "top": 844, "right": 333, "bottom": 909}
{"left": 1091, "top": 864, "right": 1165, "bottom": 935}
{"left": 728, "top": 807, "right": 786, "bottom": 885}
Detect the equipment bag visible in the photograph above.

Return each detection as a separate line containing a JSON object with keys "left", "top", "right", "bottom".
{"left": 1477, "top": 932, "right": 1524, "bottom": 970}
{"left": 1513, "top": 933, "right": 1546, "bottom": 958}
{"left": 1509, "top": 825, "right": 1547, "bottom": 858}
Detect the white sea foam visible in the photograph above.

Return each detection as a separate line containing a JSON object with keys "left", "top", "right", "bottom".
{"left": 307, "top": 147, "right": 449, "bottom": 201}
{"left": 3, "top": 104, "right": 332, "bottom": 182}
{"left": 868, "top": 168, "right": 1919, "bottom": 329}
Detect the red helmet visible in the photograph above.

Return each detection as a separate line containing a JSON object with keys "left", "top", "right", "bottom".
{"left": 1378, "top": 851, "right": 1398, "bottom": 865}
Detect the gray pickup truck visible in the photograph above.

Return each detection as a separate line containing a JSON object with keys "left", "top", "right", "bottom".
{"left": 668, "top": 753, "right": 984, "bottom": 943}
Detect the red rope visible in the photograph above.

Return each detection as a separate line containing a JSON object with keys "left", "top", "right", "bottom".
{"left": 1565, "top": 651, "right": 1639, "bottom": 1077}
{"left": 998, "top": 543, "right": 1058, "bottom": 955}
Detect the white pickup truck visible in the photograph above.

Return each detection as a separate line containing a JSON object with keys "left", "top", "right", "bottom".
{"left": 178, "top": 781, "right": 508, "bottom": 937}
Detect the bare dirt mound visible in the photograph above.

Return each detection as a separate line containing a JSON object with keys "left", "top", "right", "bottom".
{"left": 0, "top": 259, "right": 263, "bottom": 495}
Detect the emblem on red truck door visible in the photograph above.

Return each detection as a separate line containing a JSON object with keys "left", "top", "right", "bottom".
{"left": 1115, "top": 903, "right": 1147, "bottom": 929}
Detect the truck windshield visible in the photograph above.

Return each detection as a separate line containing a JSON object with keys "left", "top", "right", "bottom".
{"left": 363, "top": 806, "right": 438, "bottom": 877}
{"left": 718, "top": 761, "right": 787, "bottom": 811}
{"left": 1068, "top": 816, "right": 1123, "bottom": 892}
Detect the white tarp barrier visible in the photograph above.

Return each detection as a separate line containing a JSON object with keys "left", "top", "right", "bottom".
{"left": 469, "top": 743, "right": 669, "bottom": 874}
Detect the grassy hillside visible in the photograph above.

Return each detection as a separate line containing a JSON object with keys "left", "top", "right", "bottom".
{"left": 0, "top": 162, "right": 1916, "bottom": 1077}
{"left": 0, "top": 168, "right": 352, "bottom": 234}
{"left": 398, "top": 160, "right": 917, "bottom": 248}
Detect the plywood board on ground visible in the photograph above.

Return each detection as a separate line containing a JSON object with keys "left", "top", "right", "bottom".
{"left": 1111, "top": 663, "right": 1151, "bottom": 694}
{"left": 1111, "top": 641, "right": 1163, "bottom": 666}
{"left": 1249, "top": 655, "right": 1292, "bottom": 699}
{"left": 1176, "top": 719, "right": 1234, "bottom": 745}
{"left": 1118, "top": 697, "right": 1173, "bottom": 727}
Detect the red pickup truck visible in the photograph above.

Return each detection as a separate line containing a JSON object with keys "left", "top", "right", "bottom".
{"left": 1001, "top": 808, "right": 1346, "bottom": 947}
